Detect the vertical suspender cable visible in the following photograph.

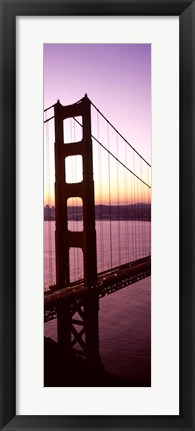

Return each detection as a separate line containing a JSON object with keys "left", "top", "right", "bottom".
{"left": 133, "top": 151, "right": 137, "bottom": 261}
{"left": 45, "top": 112, "right": 53, "bottom": 287}
{"left": 139, "top": 169, "right": 141, "bottom": 260}
{"left": 116, "top": 133, "right": 121, "bottom": 266}
{"left": 125, "top": 142, "right": 129, "bottom": 262}
{"left": 123, "top": 146, "right": 127, "bottom": 263}
{"left": 107, "top": 122, "right": 112, "bottom": 269}
{"left": 143, "top": 164, "right": 146, "bottom": 257}
{"left": 140, "top": 158, "right": 144, "bottom": 258}
{"left": 130, "top": 149, "right": 134, "bottom": 262}
{"left": 148, "top": 164, "right": 151, "bottom": 257}
{"left": 97, "top": 111, "right": 104, "bottom": 272}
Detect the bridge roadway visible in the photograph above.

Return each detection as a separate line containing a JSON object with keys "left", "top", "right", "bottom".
{"left": 44, "top": 256, "right": 151, "bottom": 322}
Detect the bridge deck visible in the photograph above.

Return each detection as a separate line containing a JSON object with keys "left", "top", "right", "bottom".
{"left": 44, "top": 256, "right": 151, "bottom": 322}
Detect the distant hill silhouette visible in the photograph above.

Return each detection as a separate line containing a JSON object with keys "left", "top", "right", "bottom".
{"left": 44, "top": 203, "right": 151, "bottom": 221}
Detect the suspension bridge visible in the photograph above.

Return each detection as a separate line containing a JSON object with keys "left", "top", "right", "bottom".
{"left": 44, "top": 94, "right": 151, "bottom": 368}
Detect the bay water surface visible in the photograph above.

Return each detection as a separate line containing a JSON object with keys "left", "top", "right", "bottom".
{"left": 44, "top": 220, "right": 151, "bottom": 383}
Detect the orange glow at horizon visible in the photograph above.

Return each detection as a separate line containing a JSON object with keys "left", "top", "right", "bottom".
{"left": 44, "top": 189, "right": 151, "bottom": 207}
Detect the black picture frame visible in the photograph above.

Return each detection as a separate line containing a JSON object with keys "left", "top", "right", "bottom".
{"left": 0, "top": 1, "right": 194, "bottom": 430}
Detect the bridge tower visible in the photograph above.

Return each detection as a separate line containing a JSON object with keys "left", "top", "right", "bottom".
{"left": 54, "top": 95, "right": 100, "bottom": 366}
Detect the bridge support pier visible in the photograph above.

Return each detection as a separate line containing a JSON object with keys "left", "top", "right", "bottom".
{"left": 57, "top": 292, "right": 101, "bottom": 368}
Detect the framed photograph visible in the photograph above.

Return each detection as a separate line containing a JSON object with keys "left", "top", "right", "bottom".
{"left": 0, "top": 0, "right": 194, "bottom": 430}
{"left": 44, "top": 42, "right": 152, "bottom": 390}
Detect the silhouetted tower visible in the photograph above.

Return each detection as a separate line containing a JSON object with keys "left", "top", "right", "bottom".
{"left": 54, "top": 95, "right": 100, "bottom": 365}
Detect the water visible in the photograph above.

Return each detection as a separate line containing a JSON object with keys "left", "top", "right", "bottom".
{"left": 44, "top": 220, "right": 151, "bottom": 288}
{"left": 44, "top": 220, "right": 151, "bottom": 383}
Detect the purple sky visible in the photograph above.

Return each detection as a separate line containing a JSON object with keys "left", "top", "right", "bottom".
{"left": 44, "top": 44, "right": 151, "bottom": 162}
{"left": 44, "top": 44, "right": 151, "bottom": 205}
